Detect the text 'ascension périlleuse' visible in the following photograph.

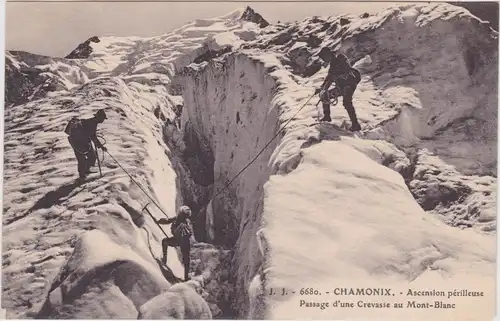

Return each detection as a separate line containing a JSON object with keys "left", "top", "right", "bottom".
{"left": 266, "top": 287, "right": 486, "bottom": 311}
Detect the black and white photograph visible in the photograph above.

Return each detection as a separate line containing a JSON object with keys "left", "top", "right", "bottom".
{"left": 2, "top": 0, "right": 498, "bottom": 319}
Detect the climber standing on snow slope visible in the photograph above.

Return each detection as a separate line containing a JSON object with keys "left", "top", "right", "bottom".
{"left": 64, "top": 109, "right": 108, "bottom": 180}
{"left": 157, "top": 205, "right": 195, "bottom": 282}
{"left": 315, "top": 47, "right": 362, "bottom": 131}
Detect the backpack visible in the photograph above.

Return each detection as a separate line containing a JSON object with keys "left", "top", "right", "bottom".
{"left": 64, "top": 117, "right": 86, "bottom": 138}
{"left": 334, "top": 67, "right": 361, "bottom": 87}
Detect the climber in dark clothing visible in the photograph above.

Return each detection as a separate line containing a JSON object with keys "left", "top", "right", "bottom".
{"left": 157, "top": 205, "right": 194, "bottom": 281}
{"left": 315, "top": 47, "right": 362, "bottom": 131}
{"left": 64, "top": 109, "right": 108, "bottom": 179}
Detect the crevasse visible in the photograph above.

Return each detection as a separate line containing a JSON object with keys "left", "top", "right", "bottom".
{"left": 2, "top": 3, "right": 497, "bottom": 320}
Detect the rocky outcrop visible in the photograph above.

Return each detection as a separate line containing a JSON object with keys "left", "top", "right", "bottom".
{"left": 193, "top": 47, "right": 232, "bottom": 64}
{"left": 5, "top": 52, "right": 58, "bottom": 106}
{"left": 449, "top": 1, "right": 499, "bottom": 30}
{"left": 5, "top": 51, "right": 90, "bottom": 106}
{"left": 408, "top": 149, "right": 496, "bottom": 232}
{"left": 240, "top": 6, "right": 270, "bottom": 28}
{"left": 65, "top": 36, "right": 100, "bottom": 59}
{"left": 189, "top": 243, "right": 234, "bottom": 318}
{"left": 5, "top": 53, "right": 38, "bottom": 106}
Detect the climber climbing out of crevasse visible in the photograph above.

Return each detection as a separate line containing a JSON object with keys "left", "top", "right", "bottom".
{"left": 314, "top": 47, "right": 362, "bottom": 131}
{"left": 156, "top": 205, "right": 195, "bottom": 282}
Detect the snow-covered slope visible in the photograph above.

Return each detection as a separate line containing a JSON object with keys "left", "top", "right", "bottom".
{"left": 2, "top": 3, "right": 497, "bottom": 320}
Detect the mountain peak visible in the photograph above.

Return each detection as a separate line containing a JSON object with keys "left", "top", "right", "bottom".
{"left": 240, "top": 6, "right": 270, "bottom": 28}
{"left": 65, "top": 36, "right": 100, "bottom": 59}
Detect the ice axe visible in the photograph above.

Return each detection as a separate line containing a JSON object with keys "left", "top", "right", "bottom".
{"left": 315, "top": 89, "right": 322, "bottom": 119}
{"left": 97, "top": 148, "right": 103, "bottom": 177}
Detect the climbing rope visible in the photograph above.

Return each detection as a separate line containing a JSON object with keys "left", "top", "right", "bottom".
{"left": 104, "top": 149, "right": 172, "bottom": 219}
{"left": 141, "top": 225, "right": 156, "bottom": 257}
{"left": 315, "top": 88, "right": 339, "bottom": 119}
{"left": 207, "top": 92, "right": 317, "bottom": 203}
{"left": 142, "top": 203, "right": 168, "bottom": 236}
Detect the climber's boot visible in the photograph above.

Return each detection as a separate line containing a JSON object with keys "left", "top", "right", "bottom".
{"left": 320, "top": 115, "right": 332, "bottom": 122}
{"left": 349, "top": 122, "right": 361, "bottom": 131}
{"left": 345, "top": 106, "right": 361, "bottom": 131}
{"left": 161, "top": 239, "right": 168, "bottom": 265}
{"left": 320, "top": 103, "right": 332, "bottom": 122}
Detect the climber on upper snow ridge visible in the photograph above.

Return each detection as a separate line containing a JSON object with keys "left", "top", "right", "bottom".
{"left": 315, "top": 47, "right": 362, "bottom": 131}
{"left": 157, "top": 205, "right": 195, "bottom": 282}
{"left": 64, "top": 109, "right": 108, "bottom": 179}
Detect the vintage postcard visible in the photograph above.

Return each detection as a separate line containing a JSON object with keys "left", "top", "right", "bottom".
{"left": 2, "top": 0, "right": 498, "bottom": 319}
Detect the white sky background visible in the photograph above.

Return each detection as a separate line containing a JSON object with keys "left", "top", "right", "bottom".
{"left": 6, "top": 1, "right": 417, "bottom": 57}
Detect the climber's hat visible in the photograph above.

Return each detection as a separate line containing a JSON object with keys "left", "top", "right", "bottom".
{"left": 179, "top": 205, "right": 192, "bottom": 217}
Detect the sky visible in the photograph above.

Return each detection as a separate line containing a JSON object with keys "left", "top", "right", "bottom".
{"left": 5, "top": 1, "right": 418, "bottom": 57}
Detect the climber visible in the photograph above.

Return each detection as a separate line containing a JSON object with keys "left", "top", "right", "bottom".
{"left": 157, "top": 205, "right": 195, "bottom": 282}
{"left": 315, "top": 47, "right": 362, "bottom": 131}
{"left": 64, "top": 109, "right": 108, "bottom": 179}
